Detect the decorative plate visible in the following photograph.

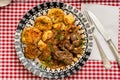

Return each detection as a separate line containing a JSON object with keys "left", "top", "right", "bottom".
{"left": 14, "top": 2, "right": 93, "bottom": 79}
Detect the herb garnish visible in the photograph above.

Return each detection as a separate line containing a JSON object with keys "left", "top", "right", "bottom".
{"left": 80, "top": 41, "right": 85, "bottom": 47}
{"left": 41, "top": 61, "right": 46, "bottom": 69}
{"left": 76, "top": 35, "right": 80, "bottom": 40}
{"left": 48, "top": 43, "right": 54, "bottom": 53}
{"left": 46, "top": 56, "right": 52, "bottom": 62}
{"left": 57, "top": 30, "right": 62, "bottom": 33}
{"left": 56, "top": 35, "right": 64, "bottom": 40}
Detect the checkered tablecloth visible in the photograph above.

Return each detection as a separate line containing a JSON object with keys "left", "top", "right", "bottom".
{"left": 0, "top": 0, "right": 120, "bottom": 80}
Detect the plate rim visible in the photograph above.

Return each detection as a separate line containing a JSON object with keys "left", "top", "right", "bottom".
{"left": 14, "top": 2, "right": 93, "bottom": 79}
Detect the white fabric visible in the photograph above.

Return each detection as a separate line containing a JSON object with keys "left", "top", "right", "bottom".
{"left": 81, "top": 4, "right": 119, "bottom": 61}
{"left": 0, "top": 0, "right": 11, "bottom": 7}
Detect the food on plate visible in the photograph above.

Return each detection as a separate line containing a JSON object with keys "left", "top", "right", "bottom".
{"left": 64, "top": 14, "right": 75, "bottom": 25}
{"left": 42, "top": 30, "right": 53, "bottom": 41}
{"left": 34, "top": 16, "right": 52, "bottom": 30}
{"left": 53, "top": 22, "right": 65, "bottom": 30}
{"left": 21, "top": 27, "right": 41, "bottom": 45}
{"left": 48, "top": 8, "right": 64, "bottom": 23}
{"left": 38, "top": 40, "right": 47, "bottom": 51}
{"left": 21, "top": 8, "right": 85, "bottom": 69}
{"left": 24, "top": 44, "right": 41, "bottom": 59}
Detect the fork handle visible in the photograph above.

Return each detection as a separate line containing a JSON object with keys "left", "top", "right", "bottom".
{"left": 107, "top": 39, "right": 120, "bottom": 66}
{"left": 94, "top": 35, "right": 111, "bottom": 69}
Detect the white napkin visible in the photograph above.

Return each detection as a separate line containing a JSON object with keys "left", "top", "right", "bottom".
{"left": 0, "top": 0, "right": 11, "bottom": 7}
{"left": 81, "top": 4, "right": 119, "bottom": 61}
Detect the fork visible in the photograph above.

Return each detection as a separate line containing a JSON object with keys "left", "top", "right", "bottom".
{"left": 83, "top": 10, "right": 111, "bottom": 69}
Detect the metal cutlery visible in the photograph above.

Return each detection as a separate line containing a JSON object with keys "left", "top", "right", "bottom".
{"left": 83, "top": 10, "right": 111, "bottom": 69}
{"left": 94, "top": 35, "right": 111, "bottom": 69}
{"left": 87, "top": 10, "right": 120, "bottom": 66}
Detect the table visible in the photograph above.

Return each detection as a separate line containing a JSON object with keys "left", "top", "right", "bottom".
{"left": 0, "top": 0, "right": 120, "bottom": 80}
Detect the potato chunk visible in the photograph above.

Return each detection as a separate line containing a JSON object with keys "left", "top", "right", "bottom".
{"left": 24, "top": 44, "right": 41, "bottom": 59}
{"left": 21, "top": 27, "right": 41, "bottom": 45}
{"left": 53, "top": 23, "right": 62, "bottom": 30}
{"left": 34, "top": 16, "right": 52, "bottom": 30}
{"left": 64, "top": 14, "right": 75, "bottom": 25}
{"left": 53, "top": 22, "right": 67, "bottom": 30}
{"left": 42, "top": 30, "right": 53, "bottom": 41}
{"left": 38, "top": 40, "right": 47, "bottom": 51}
{"left": 47, "top": 8, "right": 65, "bottom": 23}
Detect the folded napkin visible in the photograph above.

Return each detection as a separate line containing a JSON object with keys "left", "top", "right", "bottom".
{"left": 0, "top": 0, "right": 11, "bottom": 7}
{"left": 81, "top": 4, "right": 119, "bottom": 61}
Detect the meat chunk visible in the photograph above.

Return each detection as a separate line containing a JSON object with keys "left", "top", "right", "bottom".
{"left": 24, "top": 45, "right": 41, "bottom": 59}
{"left": 38, "top": 48, "right": 51, "bottom": 61}
{"left": 64, "top": 40, "right": 74, "bottom": 50}
{"left": 73, "top": 40, "right": 80, "bottom": 47}
{"left": 54, "top": 51, "right": 73, "bottom": 65}
{"left": 70, "top": 33, "right": 77, "bottom": 41}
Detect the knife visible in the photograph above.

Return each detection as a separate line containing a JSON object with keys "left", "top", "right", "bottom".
{"left": 87, "top": 10, "right": 120, "bottom": 66}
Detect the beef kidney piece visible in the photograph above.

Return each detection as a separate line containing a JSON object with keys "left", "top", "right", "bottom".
{"left": 54, "top": 51, "right": 73, "bottom": 65}
{"left": 64, "top": 40, "right": 74, "bottom": 50}
{"left": 38, "top": 48, "right": 51, "bottom": 61}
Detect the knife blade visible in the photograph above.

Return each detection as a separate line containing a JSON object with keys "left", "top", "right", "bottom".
{"left": 87, "top": 10, "right": 110, "bottom": 41}
{"left": 87, "top": 10, "right": 120, "bottom": 66}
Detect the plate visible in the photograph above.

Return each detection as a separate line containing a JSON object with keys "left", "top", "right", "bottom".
{"left": 14, "top": 2, "right": 93, "bottom": 79}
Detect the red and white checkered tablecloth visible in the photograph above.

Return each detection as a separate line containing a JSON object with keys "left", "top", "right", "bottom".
{"left": 0, "top": 0, "right": 120, "bottom": 80}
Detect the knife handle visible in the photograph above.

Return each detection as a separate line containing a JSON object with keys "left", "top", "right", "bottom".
{"left": 108, "top": 39, "right": 120, "bottom": 66}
